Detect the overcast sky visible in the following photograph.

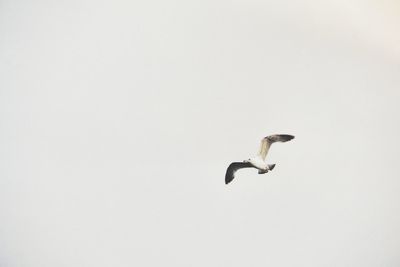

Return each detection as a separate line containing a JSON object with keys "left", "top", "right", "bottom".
{"left": 1, "top": 0, "right": 400, "bottom": 266}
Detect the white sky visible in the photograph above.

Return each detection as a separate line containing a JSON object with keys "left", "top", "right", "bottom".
{"left": 1, "top": 0, "right": 400, "bottom": 266}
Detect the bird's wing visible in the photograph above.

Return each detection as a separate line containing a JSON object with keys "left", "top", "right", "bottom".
{"left": 225, "top": 162, "right": 253, "bottom": 184}
{"left": 258, "top": 134, "right": 295, "bottom": 160}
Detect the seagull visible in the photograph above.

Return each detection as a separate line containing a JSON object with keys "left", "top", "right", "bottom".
{"left": 225, "top": 134, "right": 294, "bottom": 184}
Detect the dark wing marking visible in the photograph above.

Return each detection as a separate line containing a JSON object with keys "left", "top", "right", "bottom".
{"left": 266, "top": 134, "right": 294, "bottom": 143}
{"left": 225, "top": 162, "right": 253, "bottom": 184}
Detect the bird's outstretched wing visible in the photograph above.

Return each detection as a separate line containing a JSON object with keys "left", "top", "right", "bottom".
{"left": 258, "top": 134, "right": 295, "bottom": 160}
{"left": 225, "top": 162, "right": 253, "bottom": 184}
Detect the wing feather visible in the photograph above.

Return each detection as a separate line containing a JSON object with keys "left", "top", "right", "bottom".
{"left": 225, "top": 162, "right": 253, "bottom": 184}
{"left": 258, "top": 134, "right": 295, "bottom": 160}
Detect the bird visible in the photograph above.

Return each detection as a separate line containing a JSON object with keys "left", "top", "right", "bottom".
{"left": 225, "top": 134, "right": 294, "bottom": 184}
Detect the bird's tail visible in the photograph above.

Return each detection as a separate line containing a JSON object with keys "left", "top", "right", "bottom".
{"left": 268, "top": 164, "right": 276, "bottom": 170}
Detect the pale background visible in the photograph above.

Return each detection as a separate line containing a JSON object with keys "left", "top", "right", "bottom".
{"left": 1, "top": 0, "right": 400, "bottom": 266}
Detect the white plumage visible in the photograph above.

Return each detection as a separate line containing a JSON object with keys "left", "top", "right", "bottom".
{"left": 225, "top": 134, "right": 294, "bottom": 184}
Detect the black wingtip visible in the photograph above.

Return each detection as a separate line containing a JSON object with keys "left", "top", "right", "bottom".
{"left": 225, "top": 176, "right": 234, "bottom": 185}
{"left": 285, "top": 134, "right": 295, "bottom": 140}
{"left": 264, "top": 134, "right": 294, "bottom": 144}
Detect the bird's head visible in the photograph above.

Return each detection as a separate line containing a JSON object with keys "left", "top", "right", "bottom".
{"left": 243, "top": 159, "right": 251, "bottom": 163}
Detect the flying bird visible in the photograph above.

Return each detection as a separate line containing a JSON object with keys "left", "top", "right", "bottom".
{"left": 225, "top": 134, "right": 294, "bottom": 184}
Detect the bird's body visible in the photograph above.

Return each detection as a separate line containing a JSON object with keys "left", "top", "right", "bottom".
{"left": 225, "top": 134, "right": 294, "bottom": 184}
{"left": 245, "top": 156, "right": 268, "bottom": 170}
